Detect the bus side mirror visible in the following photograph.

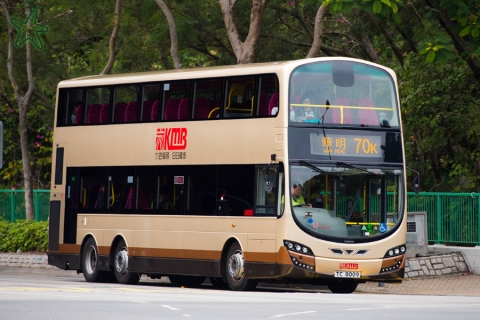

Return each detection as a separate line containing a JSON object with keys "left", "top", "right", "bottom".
{"left": 264, "top": 175, "right": 273, "bottom": 192}
{"left": 413, "top": 177, "right": 419, "bottom": 194}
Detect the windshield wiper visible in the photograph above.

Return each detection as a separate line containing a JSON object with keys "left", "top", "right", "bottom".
{"left": 335, "top": 161, "right": 369, "bottom": 173}
{"left": 299, "top": 160, "right": 326, "bottom": 173}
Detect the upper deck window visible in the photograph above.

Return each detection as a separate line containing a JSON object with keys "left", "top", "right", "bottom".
{"left": 86, "top": 87, "right": 111, "bottom": 125}
{"left": 162, "top": 81, "right": 190, "bottom": 121}
{"left": 64, "top": 89, "right": 83, "bottom": 126}
{"left": 192, "top": 78, "right": 222, "bottom": 120}
{"left": 56, "top": 73, "right": 279, "bottom": 127}
{"left": 114, "top": 85, "right": 140, "bottom": 124}
{"left": 224, "top": 77, "right": 255, "bottom": 118}
{"left": 289, "top": 61, "right": 399, "bottom": 128}
{"left": 141, "top": 83, "right": 161, "bottom": 122}
{"left": 257, "top": 75, "right": 279, "bottom": 117}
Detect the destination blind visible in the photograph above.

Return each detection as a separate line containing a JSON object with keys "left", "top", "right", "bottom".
{"left": 310, "top": 133, "right": 383, "bottom": 158}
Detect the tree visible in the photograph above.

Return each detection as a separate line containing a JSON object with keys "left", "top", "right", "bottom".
{"left": 101, "top": 0, "right": 121, "bottom": 75}
{"left": 0, "top": 3, "right": 39, "bottom": 220}
{"left": 154, "top": 0, "right": 181, "bottom": 69}
{"left": 306, "top": 3, "right": 329, "bottom": 58}
{"left": 217, "top": 0, "right": 268, "bottom": 64}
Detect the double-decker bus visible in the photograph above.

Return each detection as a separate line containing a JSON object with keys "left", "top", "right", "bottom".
{"left": 48, "top": 57, "right": 406, "bottom": 293}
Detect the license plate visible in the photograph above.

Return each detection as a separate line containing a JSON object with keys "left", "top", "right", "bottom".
{"left": 334, "top": 271, "right": 361, "bottom": 278}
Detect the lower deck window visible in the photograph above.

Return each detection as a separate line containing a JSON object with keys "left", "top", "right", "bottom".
{"left": 65, "top": 164, "right": 280, "bottom": 217}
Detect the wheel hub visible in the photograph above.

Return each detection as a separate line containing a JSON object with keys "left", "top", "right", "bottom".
{"left": 85, "top": 246, "right": 97, "bottom": 274}
{"left": 228, "top": 251, "right": 244, "bottom": 281}
{"left": 115, "top": 248, "right": 129, "bottom": 275}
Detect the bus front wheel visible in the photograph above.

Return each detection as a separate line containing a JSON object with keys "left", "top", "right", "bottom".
{"left": 113, "top": 240, "right": 140, "bottom": 285}
{"left": 327, "top": 280, "right": 358, "bottom": 294}
{"left": 225, "top": 243, "right": 257, "bottom": 291}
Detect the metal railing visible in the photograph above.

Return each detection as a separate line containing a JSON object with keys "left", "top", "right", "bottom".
{"left": 1, "top": 190, "right": 479, "bottom": 245}
{"left": 0, "top": 190, "right": 50, "bottom": 222}
{"left": 407, "top": 192, "right": 480, "bottom": 245}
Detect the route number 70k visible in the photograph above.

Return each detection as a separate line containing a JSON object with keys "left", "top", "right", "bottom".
{"left": 354, "top": 138, "right": 378, "bottom": 155}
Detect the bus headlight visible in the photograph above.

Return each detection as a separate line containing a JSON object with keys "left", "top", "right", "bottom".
{"left": 384, "top": 245, "right": 406, "bottom": 258}
{"left": 283, "top": 240, "right": 313, "bottom": 256}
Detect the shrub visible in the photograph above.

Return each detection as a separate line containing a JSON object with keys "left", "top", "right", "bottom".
{"left": 0, "top": 219, "right": 48, "bottom": 252}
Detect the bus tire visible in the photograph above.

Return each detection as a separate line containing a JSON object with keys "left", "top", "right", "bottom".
{"left": 113, "top": 240, "right": 140, "bottom": 285}
{"left": 82, "top": 238, "right": 108, "bottom": 282}
{"left": 168, "top": 275, "right": 206, "bottom": 288}
{"left": 225, "top": 242, "right": 257, "bottom": 291}
{"left": 209, "top": 277, "right": 229, "bottom": 289}
{"left": 327, "top": 280, "right": 358, "bottom": 294}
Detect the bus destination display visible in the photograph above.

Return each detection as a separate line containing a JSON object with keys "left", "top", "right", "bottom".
{"left": 310, "top": 133, "right": 382, "bottom": 158}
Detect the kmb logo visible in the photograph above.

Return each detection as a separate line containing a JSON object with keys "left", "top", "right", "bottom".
{"left": 156, "top": 128, "right": 187, "bottom": 150}
{"left": 339, "top": 263, "right": 358, "bottom": 270}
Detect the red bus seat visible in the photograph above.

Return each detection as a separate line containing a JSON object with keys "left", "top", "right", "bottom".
{"left": 113, "top": 102, "right": 128, "bottom": 123}
{"left": 332, "top": 97, "right": 353, "bottom": 124}
{"left": 164, "top": 99, "right": 180, "bottom": 120}
{"left": 87, "top": 104, "right": 102, "bottom": 124}
{"left": 357, "top": 98, "right": 378, "bottom": 126}
{"left": 178, "top": 98, "right": 189, "bottom": 120}
{"left": 194, "top": 98, "right": 212, "bottom": 119}
{"left": 100, "top": 103, "right": 110, "bottom": 123}
{"left": 125, "top": 101, "right": 138, "bottom": 123}
{"left": 268, "top": 93, "right": 279, "bottom": 116}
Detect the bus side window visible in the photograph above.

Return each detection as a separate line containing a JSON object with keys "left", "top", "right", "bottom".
{"left": 113, "top": 85, "right": 139, "bottom": 124}
{"left": 217, "top": 165, "right": 254, "bottom": 216}
{"left": 255, "top": 166, "right": 277, "bottom": 216}
{"left": 193, "top": 78, "right": 222, "bottom": 120}
{"left": 142, "top": 83, "right": 161, "bottom": 122}
{"left": 86, "top": 87, "right": 110, "bottom": 125}
{"left": 163, "top": 81, "right": 190, "bottom": 121}
{"left": 224, "top": 77, "right": 255, "bottom": 118}
{"left": 65, "top": 88, "right": 83, "bottom": 126}
{"left": 258, "top": 75, "right": 278, "bottom": 117}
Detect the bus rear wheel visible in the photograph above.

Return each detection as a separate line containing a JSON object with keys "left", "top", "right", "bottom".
{"left": 82, "top": 238, "right": 110, "bottom": 282}
{"left": 327, "top": 280, "right": 358, "bottom": 294}
{"left": 168, "top": 275, "right": 206, "bottom": 288}
{"left": 113, "top": 240, "right": 140, "bottom": 285}
{"left": 225, "top": 243, "right": 257, "bottom": 291}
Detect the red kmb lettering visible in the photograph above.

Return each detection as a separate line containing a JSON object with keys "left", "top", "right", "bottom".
{"left": 156, "top": 128, "right": 188, "bottom": 151}
{"left": 339, "top": 263, "right": 358, "bottom": 270}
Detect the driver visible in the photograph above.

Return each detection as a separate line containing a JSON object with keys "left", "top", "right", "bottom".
{"left": 290, "top": 184, "right": 312, "bottom": 207}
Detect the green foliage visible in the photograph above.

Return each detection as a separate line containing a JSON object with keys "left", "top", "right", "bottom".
{"left": 0, "top": 0, "right": 480, "bottom": 194}
{"left": 0, "top": 219, "right": 48, "bottom": 252}
{"left": 397, "top": 53, "right": 480, "bottom": 191}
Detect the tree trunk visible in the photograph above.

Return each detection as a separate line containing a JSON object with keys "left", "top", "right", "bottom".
{"left": 365, "top": 11, "right": 404, "bottom": 68}
{"left": 359, "top": 29, "right": 379, "bottom": 63}
{"left": 1, "top": 4, "right": 36, "bottom": 220}
{"left": 218, "top": 0, "right": 268, "bottom": 64}
{"left": 428, "top": 149, "right": 442, "bottom": 184}
{"left": 306, "top": 4, "right": 329, "bottom": 58}
{"left": 101, "top": 0, "right": 121, "bottom": 75}
{"left": 155, "top": 0, "right": 182, "bottom": 69}
{"left": 20, "top": 99, "right": 34, "bottom": 220}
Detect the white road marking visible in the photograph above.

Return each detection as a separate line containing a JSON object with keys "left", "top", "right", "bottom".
{"left": 272, "top": 311, "right": 317, "bottom": 318}
{"left": 161, "top": 305, "right": 180, "bottom": 311}
{"left": 133, "top": 301, "right": 148, "bottom": 304}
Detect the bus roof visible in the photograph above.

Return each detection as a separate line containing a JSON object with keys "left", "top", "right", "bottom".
{"left": 57, "top": 57, "right": 393, "bottom": 88}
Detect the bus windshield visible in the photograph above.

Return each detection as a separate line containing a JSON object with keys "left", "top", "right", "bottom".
{"left": 289, "top": 61, "right": 399, "bottom": 128}
{"left": 290, "top": 164, "right": 404, "bottom": 242}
